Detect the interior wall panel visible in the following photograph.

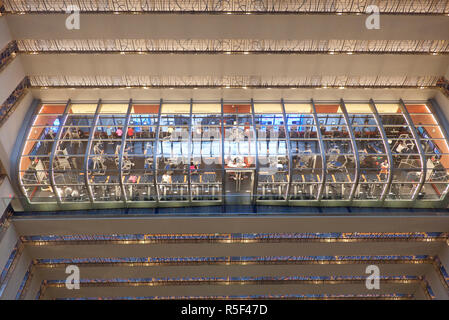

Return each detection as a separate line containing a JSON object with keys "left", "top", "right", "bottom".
{"left": 5, "top": 15, "right": 449, "bottom": 40}
{"left": 18, "top": 54, "right": 449, "bottom": 78}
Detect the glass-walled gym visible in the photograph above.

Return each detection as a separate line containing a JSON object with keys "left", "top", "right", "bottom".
{"left": 15, "top": 99, "right": 449, "bottom": 210}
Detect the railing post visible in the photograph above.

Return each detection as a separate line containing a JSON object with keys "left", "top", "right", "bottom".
{"left": 399, "top": 99, "right": 426, "bottom": 200}
{"left": 83, "top": 99, "right": 102, "bottom": 204}
{"left": 48, "top": 99, "right": 71, "bottom": 206}
{"left": 153, "top": 99, "right": 163, "bottom": 204}
{"left": 369, "top": 99, "right": 394, "bottom": 202}
{"left": 187, "top": 99, "right": 193, "bottom": 203}
{"left": 250, "top": 99, "right": 259, "bottom": 205}
{"left": 339, "top": 99, "right": 360, "bottom": 201}
{"left": 281, "top": 99, "right": 293, "bottom": 203}
{"left": 311, "top": 99, "right": 326, "bottom": 201}
{"left": 118, "top": 99, "right": 133, "bottom": 204}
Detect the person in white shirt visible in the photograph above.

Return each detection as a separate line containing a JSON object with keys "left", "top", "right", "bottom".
{"left": 227, "top": 158, "right": 238, "bottom": 168}
{"left": 396, "top": 141, "right": 408, "bottom": 153}
{"left": 162, "top": 172, "right": 172, "bottom": 184}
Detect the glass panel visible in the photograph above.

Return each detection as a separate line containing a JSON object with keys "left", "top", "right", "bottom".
{"left": 356, "top": 169, "right": 387, "bottom": 200}
{"left": 123, "top": 156, "right": 156, "bottom": 202}
{"left": 16, "top": 100, "right": 449, "bottom": 208}
{"left": 65, "top": 115, "right": 95, "bottom": 126}
{"left": 53, "top": 167, "right": 89, "bottom": 203}
{"left": 191, "top": 169, "right": 222, "bottom": 201}
{"left": 316, "top": 105, "right": 354, "bottom": 200}
{"left": 405, "top": 104, "right": 431, "bottom": 114}
{"left": 87, "top": 136, "right": 122, "bottom": 201}
{"left": 19, "top": 156, "right": 55, "bottom": 203}
{"left": 256, "top": 108, "right": 288, "bottom": 200}
{"left": 422, "top": 152, "right": 449, "bottom": 200}
{"left": 161, "top": 104, "right": 190, "bottom": 114}
{"left": 345, "top": 104, "right": 372, "bottom": 113}
{"left": 192, "top": 104, "right": 221, "bottom": 114}
{"left": 284, "top": 103, "right": 312, "bottom": 114}
{"left": 223, "top": 105, "right": 255, "bottom": 168}
{"left": 376, "top": 103, "right": 402, "bottom": 114}
{"left": 157, "top": 167, "right": 189, "bottom": 201}
{"left": 257, "top": 167, "right": 288, "bottom": 200}
{"left": 99, "top": 104, "right": 128, "bottom": 114}
{"left": 254, "top": 104, "right": 282, "bottom": 113}
{"left": 69, "top": 104, "right": 98, "bottom": 114}
{"left": 38, "top": 104, "right": 66, "bottom": 115}
{"left": 289, "top": 156, "right": 323, "bottom": 200}
{"left": 131, "top": 104, "right": 160, "bottom": 115}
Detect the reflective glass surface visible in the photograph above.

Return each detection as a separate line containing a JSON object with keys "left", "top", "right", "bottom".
{"left": 17, "top": 100, "right": 449, "bottom": 208}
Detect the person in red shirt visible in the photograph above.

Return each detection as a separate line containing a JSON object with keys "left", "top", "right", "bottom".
{"left": 127, "top": 127, "right": 134, "bottom": 138}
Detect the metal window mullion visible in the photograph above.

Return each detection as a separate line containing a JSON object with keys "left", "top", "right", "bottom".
{"left": 250, "top": 99, "right": 259, "bottom": 205}
{"left": 187, "top": 99, "right": 193, "bottom": 203}
{"left": 311, "top": 99, "right": 326, "bottom": 201}
{"left": 83, "top": 99, "right": 102, "bottom": 204}
{"left": 340, "top": 99, "right": 360, "bottom": 201}
{"left": 369, "top": 99, "right": 394, "bottom": 201}
{"left": 220, "top": 99, "right": 226, "bottom": 204}
{"left": 426, "top": 99, "right": 449, "bottom": 203}
{"left": 399, "top": 99, "right": 426, "bottom": 200}
{"left": 17, "top": 103, "right": 37, "bottom": 204}
{"left": 48, "top": 99, "right": 71, "bottom": 205}
{"left": 118, "top": 99, "right": 133, "bottom": 204}
{"left": 153, "top": 99, "right": 162, "bottom": 204}
{"left": 281, "top": 99, "right": 293, "bottom": 202}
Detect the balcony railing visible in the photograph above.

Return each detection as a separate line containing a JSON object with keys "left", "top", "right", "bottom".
{"left": 17, "top": 39, "right": 449, "bottom": 55}
{"left": 3, "top": 0, "right": 449, "bottom": 14}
